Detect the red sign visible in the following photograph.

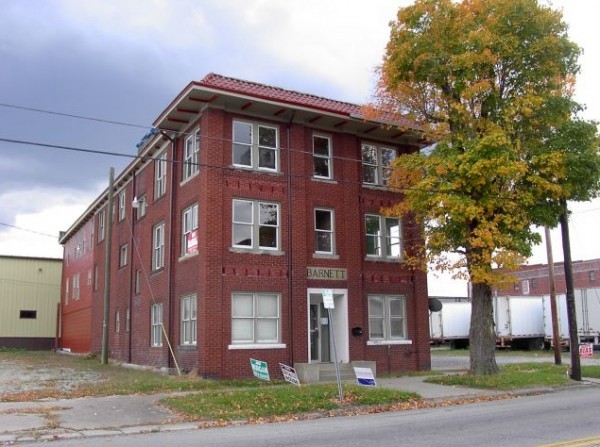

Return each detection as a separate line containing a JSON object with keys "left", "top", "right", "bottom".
{"left": 580, "top": 343, "right": 593, "bottom": 359}
{"left": 186, "top": 231, "right": 198, "bottom": 254}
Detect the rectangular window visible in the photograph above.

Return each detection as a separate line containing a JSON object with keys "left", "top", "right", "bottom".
{"left": 20, "top": 310, "right": 37, "bottom": 319}
{"left": 180, "top": 294, "right": 197, "bottom": 346}
{"left": 115, "top": 309, "right": 120, "bottom": 333}
{"left": 136, "top": 195, "right": 147, "bottom": 220}
{"left": 368, "top": 295, "right": 406, "bottom": 341}
{"left": 313, "top": 134, "right": 332, "bottom": 179}
{"left": 361, "top": 143, "right": 397, "bottom": 186}
{"left": 183, "top": 129, "right": 200, "bottom": 180}
{"left": 87, "top": 269, "right": 92, "bottom": 286}
{"left": 155, "top": 151, "right": 168, "bottom": 199}
{"left": 126, "top": 307, "right": 130, "bottom": 332}
{"left": 65, "top": 277, "right": 70, "bottom": 305}
{"left": 72, "top": 273, "right": 80, "bottom": 300}
{"left": 314, "top": 208, "right": 334, "bottom": 254}
{"left": 232, "top": 292, "right": 280, "bottom": 344}
{"left": 151, "top": 303, "right": 163, "bottom": 347}
{"left": 233, "top": 120, "right": 278, "bottom": 171}
{"left": 119, "top": 244, "right": 128, "bottom": 267}
{"left": 153, "top": 222, "right": 165, "bottom": 270}
{"left": 118, "top": 190, "right": 126, "bottom": 221}
{"left": 589, "top": 270, "right": 596, "bottom": 282}
{"left": 181, "top": 203, "right": 199, "bottom": 256}
{"left": 98, "top": 209, "right": 106, "bottom": 242}
{"left": 94, "top": 264, "right": 99, "bottom": 291}
{"left": 365, "top": 214, "right": 402, "bottom": 259}
{"left": 232, "top": 199, "right": 279, "bottom": 250}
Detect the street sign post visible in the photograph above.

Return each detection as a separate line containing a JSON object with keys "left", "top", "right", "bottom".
{"left": 322, "top": 289, "right": 342, "bottom": 402}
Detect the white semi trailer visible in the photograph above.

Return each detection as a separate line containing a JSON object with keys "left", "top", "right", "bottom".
{"left": 494, "top": 296, "right": 545, "bottom": 350}
{"left": 429, "top": 301, "right": 471, "bottom": 349}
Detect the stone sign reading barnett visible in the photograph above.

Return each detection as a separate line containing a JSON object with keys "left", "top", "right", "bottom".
{"left": 307, "top": 267, "right": 347, "bottom": 281}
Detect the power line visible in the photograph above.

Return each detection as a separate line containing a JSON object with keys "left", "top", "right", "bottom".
{"left": 0, "top": 222, "right": 56, "bottom": 238}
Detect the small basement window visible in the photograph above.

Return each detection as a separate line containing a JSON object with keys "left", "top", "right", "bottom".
{"left": 20, "top": 310, "right": 37, "bottom": 319}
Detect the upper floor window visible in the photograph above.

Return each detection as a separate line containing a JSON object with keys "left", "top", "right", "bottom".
{"left": 361, "top": 143, "right": 397, "bottom": 186}
{"left": 135, "top": 195, "right": 147, "bottom": 220}
{"left": 313, "top": 134, "right": 332, "bottom": 179}
{"left": 232, "top": 199, "right": 280, "bottom": 251}
{"left": 315, "top": 208, "right": 334, "bottom": 255}
{"left": 97, "top": 209, "right": 106, "bottom": 242}
{"left": 155, "top": 151, "right": 168, "bottom": 199}
{"left": 181, "top": 203, "right": 199, "bottom": 256}
{"left": 118, "top": 190, "right": 126, "bottom": 221}
{"left": 119, "top": 244, "right": 128, "bottom": 268}
{"left": 368, "top": 295, "right": 407, "bottom": 341}
{"left": 72, "top": 273, "right": 80, "bottom": 300}
{"left": 233, "top": 121, "right": 278, "bottom": 172}
{"left": 589, "top": 270, "right": 596, "bottom": 282}
{"left": 365, "top": 214, "right": 402, "bottom": 259}
{"left": 183, "top": 129, "right": 200, "bottom": 181}
{"left": 152, "top": 222, "right": 165, "bottom": 271}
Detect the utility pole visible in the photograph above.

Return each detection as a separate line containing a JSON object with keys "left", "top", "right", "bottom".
{"left": 101, "top": 167, "right": 114, "bottom": 365}
{"left": 544, "top": 227, "right": 561, "bottom": 365}
{"left": 559, "top": 199, "right": 581, "bottom": 381}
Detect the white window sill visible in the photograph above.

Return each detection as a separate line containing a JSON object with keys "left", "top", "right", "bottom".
{"left": 180, "top": 172, "right": 199, "bottom": 187}
{"left": 229, "top": 247, "right": 284, "bottom": 256}
{"left": 228, "top": 343, "right": 286, "bottom": 350}
{"left": 364, "top": 256, "right": 403, "bottom": 263}
{"left": 367, "top": 339, "right": 412, "bottom": 346}
{"left": 179, "top": 251, "right": 199, "bottom": 262}
{"left": 311, "top": 177, "right": 337, "bottom": 184}
{"left": 313, "top": 253, "right": 339, "bottom": 260}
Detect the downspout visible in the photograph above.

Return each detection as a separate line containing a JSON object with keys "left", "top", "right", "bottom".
{"left": 128, "top": 171, "right": 136, "bottom": 364}
{"left": 164, "top": 131, "right": 177, "bottom": 370}
{"left": 286, "top": 112, "right": 295, "bottom": 364}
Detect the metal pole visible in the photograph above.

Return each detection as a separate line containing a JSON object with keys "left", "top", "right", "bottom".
{"left": 101, "top": 167, "right": 114, "bottom": 365}
{"left": 544, "top": 227, "right": 561, "bottom": 365}
{"left": 328, "top": 308, "right": 343, "bottom": 403}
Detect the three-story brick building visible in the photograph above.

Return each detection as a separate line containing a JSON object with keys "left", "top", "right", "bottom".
{"left": 59, "top": 73, "right": 431, "bottom": 380}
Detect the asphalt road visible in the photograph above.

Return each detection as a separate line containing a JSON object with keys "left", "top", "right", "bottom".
{"left": 23, "top": 385, "right": 600, "bottom": 447}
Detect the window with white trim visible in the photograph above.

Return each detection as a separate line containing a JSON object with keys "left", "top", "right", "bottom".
{"left": 365, "top": 214, "right": 402, "bottom": 259}
{"left": 183, "top": 129, "right": 200, "bottom": 181}
{"left": 155, "top": 151, "right": 167, "bottom": 199}
{"left": 98, "top": 209, "right": 106, "bottom": 242}
{"left": 134, "top": 269, "right": 141, "bottom": 294}
{"left": 232, "top": 199, "right": 279, "bottom": 250}
{"left": 314, "top": 208, "right": 334, "bottom": 254}
{"left": 181, "top": 203, "right": 199, "bottom": 256}
{"left": 180, "top": 294, "right": 197, "bottom": 346}
{"left": 152, "top": 222, "right": 165, "bottom": 271}
{"left": 119, "top": 244, "right": 128, "bottom": 268}
{"left": 232, "top": 120, "right": 278, "bottom": 171}
{"left": 72, "top": 273, "right": 80, "bottom": 300}
{"left": 136, "top": 195, "right": 147, "bottom": 220}
{"left": 368, "top": 295, "right": 406, "bottom": 341}
{"left": 118, "top": 190, "right": 126, "bottom": 221}
{"left": 232, "top": 292, "right": 280, "bottom": 344}
{"left": 151, "top": 303, "right": 163, "bottom": 347}
{"left": 115, "top": 309, "right": 120, "bottom": 333}
{"left": 361, "top": 143, "right": 397, "bottom": 186}
{"left": 126, "top": 307, "right": 130, "bottom": 332}
{"left": 65, "top": 277, "right": 69, "bottom": 305}
{"left": 94, "top": 264, "right": 99, "bottom": 291}
{"left": 313, "top": 134, "right": 332, "bottom": 179}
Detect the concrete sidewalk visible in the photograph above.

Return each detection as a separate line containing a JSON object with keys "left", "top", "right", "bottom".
{"left": 3, "top": 375, "right": 598, "bottom": 445}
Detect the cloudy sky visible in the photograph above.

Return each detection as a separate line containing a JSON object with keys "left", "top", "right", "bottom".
{"left": 1, "top": 0, "right": 598, "bottom": 297}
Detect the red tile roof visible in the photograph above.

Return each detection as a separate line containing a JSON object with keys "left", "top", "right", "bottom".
{"left": 197, "top": 73, "right": 415, "bottom": 128}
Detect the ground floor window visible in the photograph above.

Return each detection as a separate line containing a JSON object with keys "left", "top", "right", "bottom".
{"left": 368, "top": 295, "right": 406, "bottom": 341}
{"left": 231, "top": 292, "right": 280, "bottom": 344}
{"left": 151, "top": 303, "right": 163, "bottom": 347}
{"left": 181, "top": 294, "right": 197, "bottom": 346}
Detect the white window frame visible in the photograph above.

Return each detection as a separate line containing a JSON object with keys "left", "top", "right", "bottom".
{"left": 136, "top": 195, "right": 147, "bottom": 220}
{"left": 232, "top": 120, "right": 279, "bottom": 172}
{"left": 361, "top": 143, "right": 397, "bottom": 186}
{"left": 181, "top": 203, "right": 199, "bottom": 256}
{"left": 98, "top": 209, "right": 106, "bottom": 242}
{"left": 118, "top": 190, "right": 126, "bottom": 221}
{"left": 313, "top": 134, "right": 332, "bottom": 179}
{"left": 180, "top": 294, "right": 197, "bottom": 346}
{"left": 151, "top": 303, "right": 163, "bottom": 347}
{"left": 365, "top": 214, "right": 402, "bottom": 259}
{"left": 135, "top": 269, "right": 141, "bottom": 294}
{"left": 73, "top": 273, "right": 80, "bottom": 300}
{"left": 115, "top": 309, "right": 120, "bottom": 333}
{"left": 119, "top": 244, "right": 128, "bottom": 268}
{"left": 152, "top": 222, "right": 165, "bottom": 271}
{"left": 314, "top": 208, "right": 334, "bottom": 255}
{"left": 126, "top": 307, "right": 130, "bottom": 332}
{"left": 65, "top": 277, "right": 69, "bottom": 305}
{"left": 183, "top": 129, "right": 200, "bottom": 181}
{"left": 231, "top": 292, "right": 280, "bottom": 345}
{"left": 155, "top": 151, "right": 168, "bottom": 199}
{"left": 232, "top": 199, "right": 280, "bottom": 251}
{"left": 368, "top": 295, "right": 407, "bottom": 342}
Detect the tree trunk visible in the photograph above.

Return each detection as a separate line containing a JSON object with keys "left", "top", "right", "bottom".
{"left": 469, "top": 282, "right": 499, "bottom": 375}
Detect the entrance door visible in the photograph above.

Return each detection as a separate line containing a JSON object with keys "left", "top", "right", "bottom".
{"left": 308, "top": 289, "right": 349, "bottom": 364}
{"left": 310, "top": 303, "right": 330, "bottom": 362}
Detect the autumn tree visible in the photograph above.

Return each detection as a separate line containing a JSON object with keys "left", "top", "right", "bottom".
{"left": 374, "top": 0, "right": 597, "bottom": 375}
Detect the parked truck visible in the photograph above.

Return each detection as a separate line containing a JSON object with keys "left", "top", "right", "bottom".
{"left": 543, "top": 287, "right": 600, "bottom": 348}
{"left": 494, "top": 296, "right": 545, "bottom": 350}
{"left": 429, "top": 302, "right": 471, "bottom": 349}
